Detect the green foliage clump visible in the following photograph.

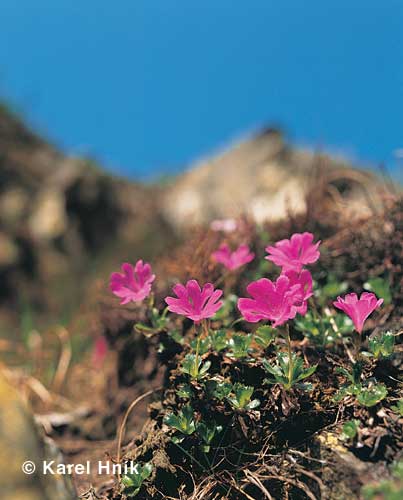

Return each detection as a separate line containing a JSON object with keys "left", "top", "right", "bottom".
{"left": 164, "top": 405, "right": 196, "bottom": 436}
{"left": 226, "top": 383, "right": 260, "bottom": 411}
{"left": 121, "top": 463, "right": 153, "bottom": 497}
{"left": 263, "top": 353, "right": 317, "bottom": 391}
{"left": 366, "top": 331, "right": 395, "bottom": 359}
{"left": 334, "top": 363, "right": 387, "bottom": 407}
{"left": 340, "top": 419, "right": 360, "bottom": 441}
{"left": 180, "top": 354, "right": 211, "bottom": 380}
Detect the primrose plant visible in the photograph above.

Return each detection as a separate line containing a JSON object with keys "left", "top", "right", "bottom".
{"left": 332, "top": 292, "right": 386, "bottom": 406}
{"left": 334, "top": 362, "right": 387, "bottom": 407}
{"left": 109, "top": 229, "right": 391, "bottom": 475}
{"left": 226, "top": 383, "right": 260, "bottom": 411}
{"left": 237, "top": 233, "right": 320, "bottom": 390}
{"left": 334, "top": 292, "right": 383, "bottom": 355}
{"left": 164, "top": 404, "right": 196, "bottom": 438}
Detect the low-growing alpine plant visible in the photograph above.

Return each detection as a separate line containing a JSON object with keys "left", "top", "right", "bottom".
{"left": 109, "top": 230, "right": 395, "bottom": 496}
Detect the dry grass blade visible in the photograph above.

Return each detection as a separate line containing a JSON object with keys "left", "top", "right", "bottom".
{"left": 52, "top": 326, "right": 72, "bottom": 393}
{"left": 115, "top": 386, "right": 162, "bottom": 480}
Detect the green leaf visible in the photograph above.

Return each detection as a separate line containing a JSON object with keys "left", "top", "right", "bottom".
{"left": 180, "top": 354, "right": 210, "bottom": 380}
{"left": 333, "top": 313, "right": 354, "bottom": 334}
{"left": 246, "top": 399, "right": 261, "bottom": 410}
{"left": 134, "top": 322, "right": 155, "bottom": 333}
{"left": 336, "top": 366, "right": 356, "bottom": 384}
{"left": 254, "top": 326, "right": 276, "bottom": 348}
{"left": 368, "top": 331, "right": 395, "bottom": 359}
{"left": 209, "top": 330, "right": 228, "bottom": 352}
{"left": 206, "top": 380, "right": 233, "bottom": 400}
{"left": 168, "top": 329, "right": 184, "bottom": 345}
{"left": 364, "top": 277, "right": 392, "bottom": 305}
{"left": 233, "top": 383, "right": 254, "bottom": 408}
{"left": 340, "top": 420, "right": 360, "bottom": 440}
{"left": 197, "top": 421, "right": 222, "bottom": 446}
{"left": 121, "top": 462, "right": 153, "bottom": 497}
{"left": 212, "top": 294, "right": 238, "bottom": 322}
{"left": 352, "top": 362, "right": 363, "bottom": 385}
{"left": 227, "top": 383, "right": 259, "bottom": 410}
{"left": 262, "top": 358, "right": 289, "bottom": 386}
{"left": 227, "top": 334, "right": 253, "bottom": 359}
{"left": 362, "top": 460, "right": 403, "bottom": 499}
{"left": 294, "top": 310, "right": 351, "bottom": 347}
{"left": 190, "top": 337, "right": 211, "bottom": 355}
{"left": 315, "top": 276, "right": 348, "bottom": 301}
{"left": 180, "top": 354, "right": 200, "bottom": 378}
{"left": 295, "top": 364, "right": 317, "bottom": 382}
{"left": 357, "top": 384, "right": 387, "bottom": 407}
{"left": 391, "top": 399, "right": 403, "bottom": 416}
{"left": 163, "top": 405, "right": 196, "bottom": 435}
{"left": 176, "top": 384, "right": 193, "bottom": 399}
{"left": 333, "top": 387, "right": 351, "bottom": 403}
{"left": 199, "top": 360, "right": 211, "bottom": 376}
{"left": 262, "top": 353, "right": 316, "bottom": 390}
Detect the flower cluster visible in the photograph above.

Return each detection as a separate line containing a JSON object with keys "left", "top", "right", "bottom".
{"left": 109, "top": 232, "right": 383, "bottom": 335}
{"left": 237, "top": 232, "right": 318, "bottom": 326}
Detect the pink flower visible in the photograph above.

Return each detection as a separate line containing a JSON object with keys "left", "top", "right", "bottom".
{"left": 237, "top": 275, "right": 303, "bottom": 327}
{"left": 165, "top": 279, "right": 223, "bottom": 323}
{"left": 284, "top": 269, "right": 313, "bottom": 316}
{"left": 110, "top": 260, "right": 155, "bottom": 304}
{"left": 210, "top": 218, "right": 237, "bottom": 232}
{"left": 212, "top": 243, "right": 255, "bottom": 271}
{"left": 92, "top": 336, "right": 108, "bottom": 368}
{"left": 333, "top": 292, "right": 383, "bottom": 333}
{"left": 265, "top": 232, "right": 321, "bottom": 272}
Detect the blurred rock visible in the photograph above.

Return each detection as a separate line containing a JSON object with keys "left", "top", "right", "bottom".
{"left": 0, "top": 232, "right": 19, "bottom": 267}
{"left": 0, "top": 104, "right": 172, "bottom": 327}
{"left": 0, "top": 372, "right": 76, "bottom": 499}
{"left": 28, "top": 189, "right": 67, "bottom": 240}
{"left": 163, "top": 128, "right": 390, "bottom": 230}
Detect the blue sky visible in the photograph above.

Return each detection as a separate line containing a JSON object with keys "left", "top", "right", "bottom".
{"left": 0, "top": 1, "right": 402, "bottom": 179}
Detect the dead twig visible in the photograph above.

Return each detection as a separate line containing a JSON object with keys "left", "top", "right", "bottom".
{"left": 116, "top": 386, "right": 162, "bottom": 480}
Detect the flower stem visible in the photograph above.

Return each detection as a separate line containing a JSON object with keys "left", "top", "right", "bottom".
{"left": 202, "top": 319, "right": 209, "bottom": 338}
{"left": 285, "top": 323, "right": 293, "bottom": 390}
{"left": 194, "top": 323, "right": 201, "bottom": 377}
{"left": 354, "top": 330, "right": 361, "bottom": 361}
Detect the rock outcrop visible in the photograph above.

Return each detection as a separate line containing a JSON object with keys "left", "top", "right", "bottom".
{"left": 0, "top": 104, "right": 171, "bottom": 329}
{"left": 0, "top": 371, "right": 77, "bottom": 500}
{"left": 162, "top": 128, "right": 388, "bottom": 230}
